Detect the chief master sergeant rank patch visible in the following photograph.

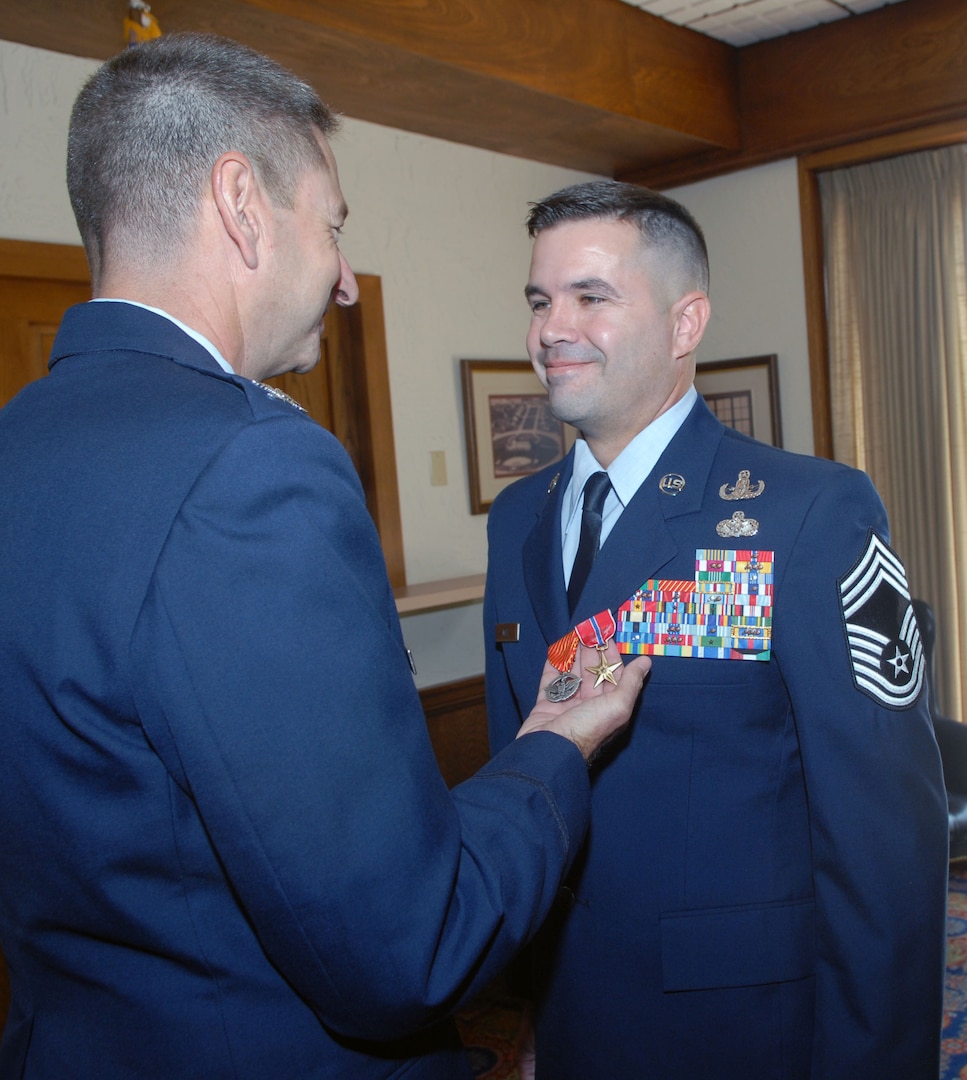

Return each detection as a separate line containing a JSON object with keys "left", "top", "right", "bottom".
{"left": 838, "top": 531, "right": 924, "bottom": 709}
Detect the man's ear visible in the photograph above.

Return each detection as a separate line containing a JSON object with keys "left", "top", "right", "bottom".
{"left": 672, "top": 291, "right": 711, "bottom": 359}
{"left": 211, "top": 152, "right": 263, "bottom": 271}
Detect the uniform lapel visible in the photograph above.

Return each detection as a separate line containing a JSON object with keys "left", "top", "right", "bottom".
{"left": 522, "top": 455, "right": 574, "bottom": 644}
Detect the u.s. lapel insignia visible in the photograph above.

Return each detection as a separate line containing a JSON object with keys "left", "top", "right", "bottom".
{"left": 716, "top": 510, "right": 759, "bottom": 538}
{"left": 255, "top": 381, "right": 306, "bottom": 413}
{"left": 720, "top": 469, "right": 765, "bottom": 500}
{"left": 659, "top": 473, "right": 686, "bottom": 496}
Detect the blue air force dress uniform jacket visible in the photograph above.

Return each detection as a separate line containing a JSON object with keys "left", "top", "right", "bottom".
{"left": 0, "top": 302, "right": 595, "bottom": 1079}
{"left": 485, "top": 395, "right": 948, "bottom": 1079}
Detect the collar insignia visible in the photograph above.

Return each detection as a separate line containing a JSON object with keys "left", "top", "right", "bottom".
{"left": 255, "top": 381, "right": 306, "bottom": 413}
{"left": 659, "top": 473, "right": 686, "bottom": 496}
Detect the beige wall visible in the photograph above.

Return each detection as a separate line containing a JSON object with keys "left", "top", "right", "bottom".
{"left": 669, "top": 162, "right": 814, "bottom": 457}
{"left": 0, "top": 38, "right": 813, "bottom": 688}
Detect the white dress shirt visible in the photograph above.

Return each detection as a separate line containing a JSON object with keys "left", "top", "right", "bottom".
{"left": 561, "top": 386, "right": 697, "bottom": 588}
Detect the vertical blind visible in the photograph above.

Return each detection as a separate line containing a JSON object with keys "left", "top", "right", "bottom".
{"left": 819, "top": 144, "right": 967, "bottom": 719}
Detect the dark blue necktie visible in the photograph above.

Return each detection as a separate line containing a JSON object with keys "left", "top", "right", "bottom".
{"left": 567, "top": 470, "right": 612, "bottom": 616}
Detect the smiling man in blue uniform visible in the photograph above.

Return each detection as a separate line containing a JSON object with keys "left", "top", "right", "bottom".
{"left": 485, "top": 179, "right": 949, "bottom": 1079}
{"left": 0, "top": 38, "right": 651, "bottom": 1079}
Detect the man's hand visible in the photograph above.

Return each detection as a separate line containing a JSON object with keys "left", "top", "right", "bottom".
{"left": 517, "top": 642, "right": 650, "bottom": 763}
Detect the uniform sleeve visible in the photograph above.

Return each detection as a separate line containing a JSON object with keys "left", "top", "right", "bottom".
{"left": 129, "top": 415, "right": 590, "bottom": 1041}
{"left": 773, "top": 467, "right": 948, "bottom": 1076}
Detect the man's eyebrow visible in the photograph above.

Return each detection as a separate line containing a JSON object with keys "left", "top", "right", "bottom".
{"left": 570, "top": 277, "right": 618, "bottom": 296}
{"left": 523, "top": 277, "right": 618, "bottom": 300}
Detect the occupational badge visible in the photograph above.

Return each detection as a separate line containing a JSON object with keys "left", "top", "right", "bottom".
{"left": 719, "top": 470, "right": 765, "bottom": 501}
{"left": 716, "top": 511, "right": 759, "bottom": 538}
{"left": 838, "top": 531, "right": 924, "bottom": 709}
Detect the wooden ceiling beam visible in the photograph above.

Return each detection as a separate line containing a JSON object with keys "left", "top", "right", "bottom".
{"left": 0, "top": 0, "right": 738, "bottom": 177}
{"left": 623, "top": 0, "right": 967, "bottom": 188}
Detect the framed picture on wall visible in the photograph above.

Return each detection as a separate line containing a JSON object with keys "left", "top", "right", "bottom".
{"left": 460, "top": 359, "right": 575, "bottom": 515}
{"left": 694, "top": 355, "right": 783, "bottom": 448}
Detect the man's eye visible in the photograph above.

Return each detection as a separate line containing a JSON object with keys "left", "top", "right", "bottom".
{"left": 529, "top": 299, "right": 549, "bottom": 313}
{"left": 581, "top": 295, "right": 604, "bottom": 305}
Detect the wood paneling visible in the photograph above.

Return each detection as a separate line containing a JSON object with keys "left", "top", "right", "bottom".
{"left": 0, "top": 239, "right": 90, "bottom": 283}
{"left": 420, "top": 675, "right": 489, "bottom": 789}
{"left": 0, "top": 241, "right": 92, "bottom": 406}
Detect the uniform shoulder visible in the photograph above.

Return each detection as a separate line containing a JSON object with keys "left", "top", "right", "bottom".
{"left": 719, "top": 427, "right": 864, "bottom": 485}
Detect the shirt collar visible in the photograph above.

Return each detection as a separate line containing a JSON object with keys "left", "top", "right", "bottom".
{"left": 566, "top": 384, "right": 697, "bottom": 516}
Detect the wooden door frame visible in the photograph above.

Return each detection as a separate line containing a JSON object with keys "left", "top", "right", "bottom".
{"left": 798, "top": 118, "right": 967, "bottom": 459}
{"left": 0, "top": 238, "right": 90, "bottom": 282}
{"left": 0, "top": 238, "right": 405, "bottom": 585}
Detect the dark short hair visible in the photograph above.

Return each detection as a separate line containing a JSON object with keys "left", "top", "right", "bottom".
{"left": 67, "top": 33, "right": 340, "bottom": 284}
{"left": 526, "top": 179, "right": 709, "bottom": 294}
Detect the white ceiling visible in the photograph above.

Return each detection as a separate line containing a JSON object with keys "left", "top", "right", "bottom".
{"left": 622, "top": 0, "right": 908, "bottom": 46}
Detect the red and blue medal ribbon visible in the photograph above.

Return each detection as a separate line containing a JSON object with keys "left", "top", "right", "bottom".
{"left": 575, "top": 610, "right": 617, "bottom": 649}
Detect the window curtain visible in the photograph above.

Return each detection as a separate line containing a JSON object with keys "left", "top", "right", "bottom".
{"left": 818, "top": 144, "right": 967, "bottom": 720}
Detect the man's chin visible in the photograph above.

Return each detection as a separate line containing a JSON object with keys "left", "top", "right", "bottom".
{"left": 289, "top": 340, "right": 323, "bottom": 375}
{"left": 291, "top": 355, "right": 320, "bottom": 375}
{"left": 546, "top": 391, "right": 583, "bottom": 429}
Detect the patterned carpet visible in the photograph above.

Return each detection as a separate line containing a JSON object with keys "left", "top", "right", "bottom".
{"left": 943, "top": 862, "right": 967, "bottom": 1078}
{"left": 459, "top": 864, "right": 967, "bottom": 1080}
{"left": 456, "top": 976, "right": 523, "bottom": 1080}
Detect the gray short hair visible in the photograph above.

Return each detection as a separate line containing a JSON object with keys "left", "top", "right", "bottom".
{"left": 67, "top": 33, "right": 340, "bottom": 284}
{"left": 526, "top": 180, "right": 710, "bottom": 295}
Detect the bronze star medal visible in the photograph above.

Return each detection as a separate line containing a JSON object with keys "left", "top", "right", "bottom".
{"left": 586, "top": 654, "right": 622, "bottom": 687}
{"left": 576, "top": 610, "right": 621, "bottom": 687}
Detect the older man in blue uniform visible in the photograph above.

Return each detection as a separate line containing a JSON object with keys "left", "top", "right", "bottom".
{"left": 0, "top": 39, "right": 650, "bottom": 1079}
{"left": 485, "top": 179, "right": 948, "bottom": 1078}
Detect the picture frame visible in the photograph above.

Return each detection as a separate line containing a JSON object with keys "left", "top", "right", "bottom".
{"left": 694, "top": 354, "right": 783, "bottom": 448}
{"left": 460, "top": 359, "right": 575, "bottom": 515}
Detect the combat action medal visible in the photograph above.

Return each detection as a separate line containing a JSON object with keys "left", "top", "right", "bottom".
{"left": 544, "top": 629, "right": 581, "bottom": 702}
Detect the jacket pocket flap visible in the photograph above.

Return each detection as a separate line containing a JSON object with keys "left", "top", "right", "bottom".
{"left": 660, "top": 897, "right": 814, "bottom": 991}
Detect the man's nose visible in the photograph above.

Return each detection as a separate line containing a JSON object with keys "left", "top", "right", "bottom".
{"left": 540, "top": 302, "right": 577, "bottom": 346}
{"left": 334, "top": 251, "right": 359, "bottom": 307}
